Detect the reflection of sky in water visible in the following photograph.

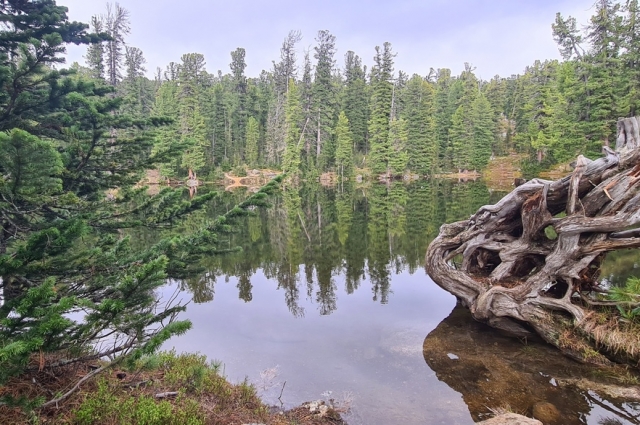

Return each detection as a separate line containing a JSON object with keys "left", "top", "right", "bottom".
{"left": 156, "top": 181, "right": 640, "bottom": 425}
{"left": 163, "top": 268, "right": 475, "bottom": 425}
{"left": 161, "top": 265, "right": 640, "bottom": 425}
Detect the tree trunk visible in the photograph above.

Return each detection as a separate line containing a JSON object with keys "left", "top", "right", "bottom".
{"left": 425, "top": 116, "right": 640, "bottom": 366}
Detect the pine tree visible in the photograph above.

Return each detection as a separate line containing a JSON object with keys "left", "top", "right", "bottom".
{"left": 552, "top": 12, "right": 585, "bottom": 60}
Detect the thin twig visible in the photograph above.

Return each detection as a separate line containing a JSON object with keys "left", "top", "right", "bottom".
{"left": 278, "top": 380, "right": 286, "bottom": 408}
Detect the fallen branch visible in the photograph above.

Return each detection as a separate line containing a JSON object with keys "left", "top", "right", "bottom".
{"left": 39, "top": 364, "right": 112, "bottom": 409}
{"left": 154, "top": 392, "right": 178, "bottom": 399}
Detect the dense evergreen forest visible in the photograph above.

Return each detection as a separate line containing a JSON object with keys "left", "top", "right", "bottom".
{"left": 77, "top": 0, "right": 640, "bottom": 179}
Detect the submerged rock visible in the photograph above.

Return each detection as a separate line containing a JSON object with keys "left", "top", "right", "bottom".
{"left": 477, "top": 413, "right": 541, "bottom": 424}
{"left": 422, "top": 306, "right": 640, "bottom": 425}
{"left": 531, "top": 402, "right": 560, "bottom": 423}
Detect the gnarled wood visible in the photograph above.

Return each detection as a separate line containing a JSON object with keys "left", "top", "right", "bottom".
{"left": 426, "top": 116, "right": 640, "bottom": 366}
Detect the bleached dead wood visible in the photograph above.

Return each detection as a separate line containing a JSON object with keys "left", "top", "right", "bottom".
{"left": 426, "top": 117, "right": 640, "bottom": 363}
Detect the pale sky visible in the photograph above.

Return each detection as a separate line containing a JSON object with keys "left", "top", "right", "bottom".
{"left": 61, "top": 0, "right": 596, "bottom": 80}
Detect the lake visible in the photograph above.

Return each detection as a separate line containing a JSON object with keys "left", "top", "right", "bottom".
{"left": 159, "top": 179, "right": 640, "bottom": 425}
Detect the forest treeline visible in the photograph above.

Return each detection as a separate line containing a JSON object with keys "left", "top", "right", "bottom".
{"left": 80, "top": 0, "right": 634, "bottom": 179}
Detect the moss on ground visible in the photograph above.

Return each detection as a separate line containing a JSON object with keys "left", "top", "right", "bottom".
{"left": 0, "top": 351, "right": 346, "bottom": 425}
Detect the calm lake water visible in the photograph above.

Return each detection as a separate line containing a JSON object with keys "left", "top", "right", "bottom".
{"left": 158, "top": 179, "right": 640, "bottom": 425}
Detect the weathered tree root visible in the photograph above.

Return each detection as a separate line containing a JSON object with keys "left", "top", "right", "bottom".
{"left": 426, "top": 117, "right": 640, "bottom": 366}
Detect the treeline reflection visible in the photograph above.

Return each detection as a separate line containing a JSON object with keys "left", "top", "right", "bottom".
{"left": 176, "top": 180, "right": 503, "bottom": 316}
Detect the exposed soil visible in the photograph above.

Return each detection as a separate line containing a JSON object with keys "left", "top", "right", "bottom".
{"left": 482, "top": 153, "right": 526, "bottom": 191}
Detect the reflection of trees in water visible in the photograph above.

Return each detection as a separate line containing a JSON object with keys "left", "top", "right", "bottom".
{"left": 423, "top": 306, "right": 640, "bottom": 425}
{"left": 182, "top": 274, "right": 216, "bottom": 304}
{"left": 271, "top": 186, "right": 305, "bottom": 317}
{"left": 174, "top": 179, "right": 629, "bottom": 316}
{"left": 367, "top": 184, "right": 393, "bottom": 303}
{"left": 600, "top": 249, "right": 640, "bottom": 287}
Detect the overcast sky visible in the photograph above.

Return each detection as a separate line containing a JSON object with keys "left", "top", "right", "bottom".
{"left": 61, "top": 0, "right": 596, "bottom": 80}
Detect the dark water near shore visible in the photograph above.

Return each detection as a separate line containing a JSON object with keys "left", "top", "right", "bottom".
{"left": 158, "top": 180, "right": 640, "bottom": 424}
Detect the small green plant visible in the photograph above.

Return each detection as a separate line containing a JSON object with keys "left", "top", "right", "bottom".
{"left": 134, "top": 354, "right": 163, "bottom": 371}
{"left": 73, "top": 378, "right": 205, "bottom": 425}
{"left": 161, "top": 352, "right": 210, "bottom": 392}
{"left": 238, "top": 377, "right": 257, "bottom": 404}
{"left": 608, "top": 277, "right": 640, "bottom": 321}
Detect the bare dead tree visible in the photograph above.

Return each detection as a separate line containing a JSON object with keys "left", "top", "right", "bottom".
{"left": 105, "top": 2, "right": 130, "bottom": 87}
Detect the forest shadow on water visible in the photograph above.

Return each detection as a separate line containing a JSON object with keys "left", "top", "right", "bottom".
{"left": 150, "top": 179, "right": 640, "bottom": 425}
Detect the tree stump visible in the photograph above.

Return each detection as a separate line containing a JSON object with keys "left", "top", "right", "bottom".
{"left": 425, "top": 117, "right": 640, "bottom": 366}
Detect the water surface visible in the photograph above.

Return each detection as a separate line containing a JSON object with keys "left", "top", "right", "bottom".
{"left": 161, "top": 180, "right": 640, "bottom": 424}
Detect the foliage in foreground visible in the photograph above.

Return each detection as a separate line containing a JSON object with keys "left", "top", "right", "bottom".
{"left": 0, "top": 351, "right": 344, "bottom": 425}
{"left": 0, "top": 0, "right": 283, "bottom": 410}
{"left": 71, "top": 352, "right": 260, "bottom": 425}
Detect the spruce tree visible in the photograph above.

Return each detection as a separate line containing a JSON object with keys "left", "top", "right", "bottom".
{"left": 470, "top": 94, "right": 494, "bottom": 170}
{"left": 282, "top": 80, "right": 304, "bottom": 175}
{"left": 84, "top": 15, "right": 106, "bottom": 80}
{"left": 449, "top": 105, "right": 472, "bottom": 171}
{"left": 121, "top": 46, "right": 153, "bottom": 117}
{"left": 483, "top": 75, "right": 509, "bottom": 155}
{"left": 367, "top": 42, "right": 395, "bottom": 175}
{"left": 230, "top": 47, "right": 248, "bottom": 162}
{"left": 245, "top": 116, "right": 260, "bottom": 167}
{"left": 343, "top": 51, "right": 369, "bottom": 156}
{"left": 403, "top": 74, "right": 437, "bottom": 174}
{"left": 313, "top": 30, "right": 338, "bottom": 170}
{"left": 335, "top": 111, "right": 354, "bottom": 180}
{"left": 387, "top": 118, "right": 409, "bottom": 175}
{"left": 178, "top": 53, "right": 209, "bottom": 174}
{"left": 434, "top": 69, "right": 455, "bottom": 169}
{"left": 152, "top": 79, "right": 181, "bottom": 177}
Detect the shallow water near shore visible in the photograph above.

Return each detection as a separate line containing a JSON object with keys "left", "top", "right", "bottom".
{"left": 160, "top": 180, "right": 640, "bottom": 424}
